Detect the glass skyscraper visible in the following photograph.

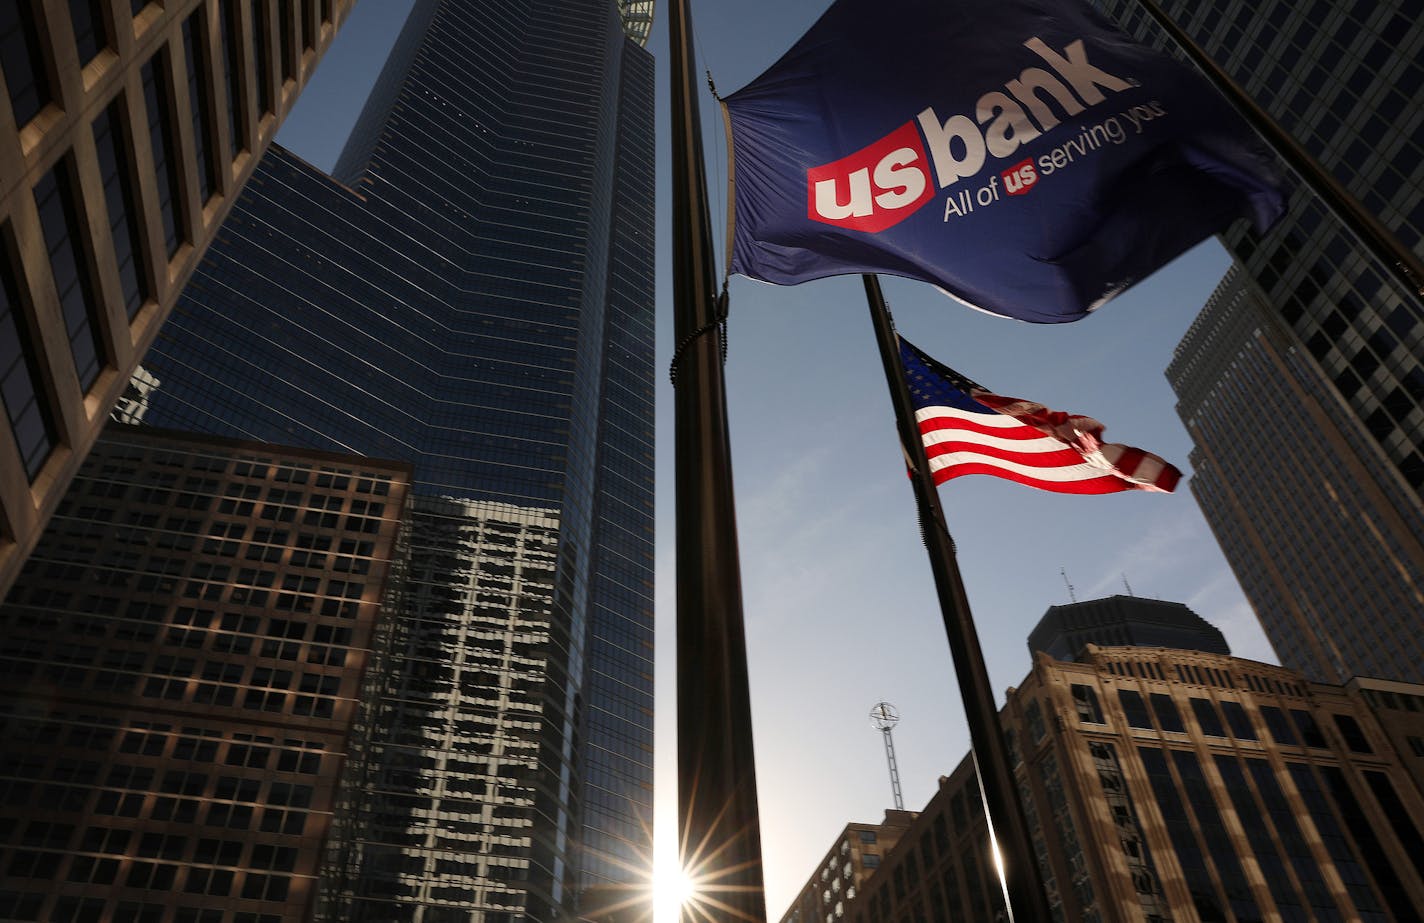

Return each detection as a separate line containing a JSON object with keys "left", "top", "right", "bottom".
{"left": 1094, "top": 0, "right": 1424, "bottom": 683}
{"left": 132, "top": 2, "right": 655, "bottom": 920}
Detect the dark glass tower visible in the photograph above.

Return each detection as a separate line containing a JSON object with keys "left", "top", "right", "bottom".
{"left": 1094, "top": 0, "right": 1424, "bottom": 683}
{"left": 133, "top": 2, "right": 655, "bottom": 920}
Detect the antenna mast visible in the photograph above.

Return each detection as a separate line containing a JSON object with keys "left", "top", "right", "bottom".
{"left": 870, "top": 702, "right": 905, "bottom": 811}
{"left": 1061, "top": 568, "right": 1078, "bottom": 603}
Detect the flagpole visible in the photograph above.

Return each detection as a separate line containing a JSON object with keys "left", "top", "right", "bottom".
{"left": 861, "top": 274, "right": 1053, "bottom": 923}
{"left": 669, "top": 0, "right": 769, "bottom": 919}
{"left": 1132, "top": 0, "right": 1424, "bottom": 302}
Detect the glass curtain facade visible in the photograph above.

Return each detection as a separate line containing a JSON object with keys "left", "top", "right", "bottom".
{"left": 135, "top": 1, "right": 655, "bottom": 920}
{"left": 1096, "top": 0, "right": 1424, "bottom": 684}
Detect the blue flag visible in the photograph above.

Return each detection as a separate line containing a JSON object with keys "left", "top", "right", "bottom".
{"left": 725, "top": 0, "right": 1286, "bottom": 322}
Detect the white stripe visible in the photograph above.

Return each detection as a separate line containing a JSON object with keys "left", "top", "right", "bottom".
{"left": 915, "top": 404, "right": 1024, "bottom": 429}
{"left": 921, "top": 428, "right": 1067, "bottom": 455}
{"left": 926, "top": 450, "right": 1113, "bottom": 483}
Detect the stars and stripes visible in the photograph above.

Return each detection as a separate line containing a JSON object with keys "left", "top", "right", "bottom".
{"left": 900, "top": 337, "right": 1180, "bottom": 494}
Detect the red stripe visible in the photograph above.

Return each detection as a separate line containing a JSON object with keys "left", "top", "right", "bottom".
{"left": 923, "top": 439, "right": 1089, "bottom": 469}
{"left": 918, "top": 415, "right": 1044, "bottom": 441}
{"left": 1112, "top": 445, "right": 1145, "bottom": 477}
{"left": 932, "top": 462, "right": 1133, "bottom": 494}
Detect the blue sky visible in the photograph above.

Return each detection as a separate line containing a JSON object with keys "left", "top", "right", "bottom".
{"left": 279, "top": 2, "right": 1278, "bottom": 917}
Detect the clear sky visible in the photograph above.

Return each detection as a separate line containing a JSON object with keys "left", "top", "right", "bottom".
{"left": 278, "top": 2, "right": 1279, "bottom": 919}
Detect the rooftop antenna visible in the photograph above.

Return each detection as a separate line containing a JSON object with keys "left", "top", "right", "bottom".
{"left": 869, "top": 702, "right": 904, "bottom": 811}
{"left": 1122, "top": 573, "right": 1135, "bottom": 596}
{"left": 1061, "top": 568, "right": 1078, "bottom": 603}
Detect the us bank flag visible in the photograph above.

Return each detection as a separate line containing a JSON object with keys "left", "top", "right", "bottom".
{"left": 725, "top": 0, "right": 1286, "bottom": 323}
{"left": 901, "top": 337, "right": 1181, "bottom": 494}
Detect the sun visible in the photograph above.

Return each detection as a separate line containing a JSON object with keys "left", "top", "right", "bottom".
{"left": 652, "top": 862, "right": 696, "bottom": 923}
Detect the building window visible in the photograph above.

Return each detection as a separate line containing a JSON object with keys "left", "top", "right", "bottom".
{"left": 1118, "top": 690, "right": 1153, "bottom": 730}
{"left": 1216, "top": 756, "right": 1318, "bottom": 918}
{"left": 1, "top": 0, "right": 52, "bottom": 126}
{"left": 0, "top": 233, "right": 57, "bottom": 481}
{"left": 1150, "top": 693, "right": 1185, "bottom": 733}
{"left": 92, "top": 100, "right": 152, "bottom": 318}
{"left": 277, "top": 3, "right": 294, "bottom": 84}
{"left": 218, "top": 0, "right": 247, "bottom": 156}
{"left": 34, "top": 162, "right": 107, "bottom": 391}
{"left": 252, "top": 0, "right": 274, "bottom": 116}
{"left": 69, "top": 0, "right": 111, "bottom": 66}
{"left": 182, "top": 10, "right": 219, "bottom": 203}
{"left": 1220, "top": 701, "right": 1257, "bottom": 740}
{"left": 1071, "top": 684, "right": 1104, "bottom": 724}
{"left": 1290, "top": 710, "right": 1328, "bottom": 748}
{"left": 301, "top": 0, "right": 316, "bottom": 52}
{"left": 141, "top": 54, "right": 186, "bottom": 256}
{"left": 1364, "top": 771, "right": 1424, "bottom": 860}
{"left": 1331, "top": 714, "right": 1371, "bottom": 753}
{"left": 1189, "top": 698, "right": 1225, "bottom": 737}
{"left": 1258, "top": 705, "right": 1297, "bottom": 745}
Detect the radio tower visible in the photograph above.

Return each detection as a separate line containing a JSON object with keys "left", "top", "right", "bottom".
{"left": 870, "top": 702, "right": 905, "bottom": 810}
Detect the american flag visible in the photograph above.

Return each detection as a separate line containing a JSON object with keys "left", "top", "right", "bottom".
{"left": 900, "top": 337, "right": 1180, "bottom": 495}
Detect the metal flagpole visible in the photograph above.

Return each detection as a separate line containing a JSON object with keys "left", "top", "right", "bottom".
{"left": 668, "top": 0, "right": 769, "bottom": 918}
{"left": 1133, "top": 0, "right": 1424, "bottom": 303}
{"left": 861, "top": 274, "right": 1054, "bottom": 923}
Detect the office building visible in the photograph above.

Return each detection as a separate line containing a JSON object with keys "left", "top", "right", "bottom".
{"left": 777, "top": 812, "right": 915, "bottom": 923}
{"left": 0, "top": 424, "right": 410, "bottom": 922}
{"left": 130, "top": 1, "right": 656, "bottom": 919}
{"left": 1095, "top": 0, "right": 1424, "bottom": 682}
{"left": 1169, "top": 269, "right": 1424, "bottom": 683}
{"left": 1028, "top": 595, "right": 1231, "bottom": 663}
{"left": 0, "top": 0, "right": 353, "bottom": 596}
{"left": 832, "top": 643, "right": 1424, "bottom": 922}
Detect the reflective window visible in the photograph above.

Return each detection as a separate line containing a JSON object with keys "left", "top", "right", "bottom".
{"left": 1362, "top": 771, "right": 1424, "bottom": 862}
{"left": 69, "top": 0, "right": 110, "bottom": 66}
{"left": 182, "top": 10, "right": 219, "bottom": 203}
{"left": 1, "top": 0, "right": 51, "bottom": 125}
{"left": 1259, "top": 705, "right": 1297, "bottom": 745}
{"left": 1119, "top": 689, "right": 1152, "bottom": 729}
{"left": 1290, "top": 709, "right": 1328, "bottom": 748}
{"left": 301, "top": 0, "right": 316, "bottom": 52}
{"left": 253, "top": 1, "right": 273, "bottom": 116}
{"left": 1285, "top": 763, "right": 1386, "bottom": 921}
{"left": 1138, "top": 746, "right": 1224, "bottom": 921}
{"left": 0, "top": 232, "right": 56, "bottom": 480}
{"left": 277, "top": 4, "right": 293, "bottom": 83}
{"left": 1220, "top": 701, "right": 1257, "bottom": 740}
{"left": 1312, "top": 765, "right": 1414, "bottom": 920}
{"left": 1215, "top": 757, "right": 1310, "bottom": 921}
{"left": 1151, "top": 693, "right": 1185, "bottom": 733}
{"left": 92, "top": 100, "right": 151, "bottom": 318}
{"left": 34, "top": 162, "right": 106, "bottom": 391}
{"left": 1332, "top": 714, "right": 1371, "bottom": 753}
{"left": 1190, "top": 697, "right": 1225, "bottom": 737}
{"left": 1170, "top": 749, "right": 1260, "bottom": 921}
{"left": 218, "top": 0, "right": 246, "bottom": 157}
{"left": 140, "top": 54, "right": 185, "bottom": 256}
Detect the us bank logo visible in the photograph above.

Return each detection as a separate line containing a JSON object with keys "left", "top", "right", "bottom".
{"left": 806, "top": 36, "right": 1138, "bottom": 231}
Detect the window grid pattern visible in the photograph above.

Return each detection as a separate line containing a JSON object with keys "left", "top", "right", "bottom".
{"left": 137, "top": 1, "right": 655, "bottom": 919}
{"left": 0, "top": 427, "right": 407, "bottom": 921}
{"left": 0, "top": 0, "right": 352, "bottom": 599}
